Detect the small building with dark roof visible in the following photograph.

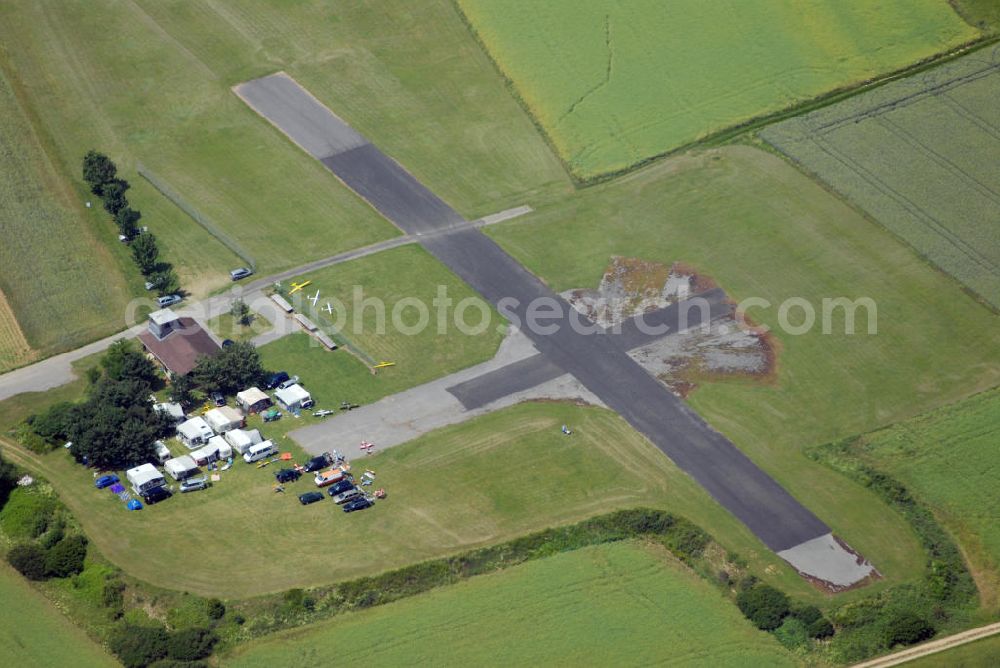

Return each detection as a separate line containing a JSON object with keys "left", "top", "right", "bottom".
{"left": 138, "top": 308, "right": 221, "bottom": 377}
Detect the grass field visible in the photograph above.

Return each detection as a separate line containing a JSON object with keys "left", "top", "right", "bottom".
{"left": 458, "top": 0, "right": 979, "bottom": 180}
{"left": 762, "top": 46, "right": 1000, "bottom": 308}
{"left": 0, "top": 563, "right": 117, "bottom": 668}
{"left": 905, "top": 634, "right": 1000, "bottom": 667}
{"left": 0, "top": 64, "right": 132, "bottom": 367}
{"left": 207, "top": 311, "right": 273, "bottom": 344}
{"left": 0, "top": 0, "right": 569, "bottom": 286}
{"left": 257, "top": 244, "right": 504, "bottom": 405}
{"left": 848, "top": 388, "right": 1000, "bottom": 609}
{"left": 0, "top": 399, "right": 923, "bottom": 603}
{"left": 224, "top": 541, "right": 795, "bottom": 667}
{"left": 486, "top": 145, "right": 1000, "bottom": 570}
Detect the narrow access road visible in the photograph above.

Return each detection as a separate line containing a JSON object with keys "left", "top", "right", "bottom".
{"left": 851, "top": 621, "right": 1000, "bottom": 668}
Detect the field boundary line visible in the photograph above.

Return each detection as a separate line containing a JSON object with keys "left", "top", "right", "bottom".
{"left": 136, "top": 162, "right": 256, "bottom": 269}
{"left": 851, "top": 621, "right": 1000, "bottom": 668}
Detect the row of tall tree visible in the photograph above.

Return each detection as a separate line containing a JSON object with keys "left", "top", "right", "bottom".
{"left": 82, "top": 151, "right": 180, "bottom": 297}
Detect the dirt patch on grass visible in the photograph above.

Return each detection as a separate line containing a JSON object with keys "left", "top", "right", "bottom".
{"left": 0, "top": 287, "right": 36, "bottom": 373}
{"left": 563, "top": 256, "right": 776, "bottom": 396}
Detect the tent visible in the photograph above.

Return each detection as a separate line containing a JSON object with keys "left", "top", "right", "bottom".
{"left": 127, "top": 499, "right": 143, "bottom": 511}
{"left": 204, "top": 406, "right": 244, "bottom": 434}
{"left": 126, "top": 463, "right": 166, "bottom": 494}
{"left": 153, "top": 402, "right": 185, "bottom": 424}
{"left": 164, "top": 455, "right": 199, "bottom": 481}
{"left": 176, "top": 417, "right": 214, "bottom": 449}
{"left": 274, "top": 384, "right": 313, "bottom": 411}
{"left": 236, "top": 387, "right": 272, "bottom": 414}
{"left": 191, "top": 435, "right": 232, "bottom": 465}
{"left": 224, "top": 428, "right": 262, "bottom": 455}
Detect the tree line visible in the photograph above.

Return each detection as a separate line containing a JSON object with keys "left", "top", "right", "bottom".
{"left": 82, "top": 151, "right": 181, "bottom": 297}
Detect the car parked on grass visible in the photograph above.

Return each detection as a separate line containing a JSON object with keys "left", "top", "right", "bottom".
{"left": 326, "top": 479, "right": 354, "bottom": 497}
{"left": 157, "top": 294, "right": 182, "bottom": 308}
{"left": 142, "top": 486, "right": 171, "bottom": 505}
{"left": 342, "top": 497, "right": 373, "bottom": 513}
{"left": 277, "top": 375, "right": 301, "bottom": 390}
{"left": 303, "top": 454, "right": 331, "bottom": 473}
{"left": 180, "top": 476, "right": 209, "bottom": 493}
{"left": 332, "top": 487, "right": 363, "bottom": 505}
{"left": 275, "top": 468, "right": 301, "bottom": 484}
{"left": 266, "top": 371, "right": 290, "bottom": 390}
{"left": 95, "top": 474, "right": 119, "bottom": 489}
{"left": 230, "top": 267, "right": 253, "bottom": 281}
{"left": 298, "top": 491, "right": 324, "bottom": 505}
{"left": 211, "top": 391, "right": 225, "bottom": 407}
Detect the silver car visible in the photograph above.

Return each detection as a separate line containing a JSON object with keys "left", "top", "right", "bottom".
{"left": 332, "top": 487, "right": 362, "bottom": 505}
{"left": 230, "top": 267, "right": 253, "bottom": 281}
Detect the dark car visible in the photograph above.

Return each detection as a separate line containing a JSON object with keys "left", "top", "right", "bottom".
{"left": 342, "top": 497, "right": 373, "bottom": 513}
{"left": 94, "top": 474, "right": 119, "bottom": 489}
{"left": 221, "top": 339, "right": 235, "bottom": 349}
{"left": 298, "top": 491, "right": 324, "bottom": 505}
{"left": 266, "top": 371, "right": 290, "bottom": 390}
{"left": 326, "top": 480, "right": 354, "bottom": 497}
{"left": 142, "top": 486, "right": 172, "bottom": 505}
{"left": 275, "top": 468, "right": 301, "bottom": 484}
{"left": 303, "top": 454, "right": 331, "bottom": 473}
{"left": 210, "top": 391, "right": 225, "bottom": 407}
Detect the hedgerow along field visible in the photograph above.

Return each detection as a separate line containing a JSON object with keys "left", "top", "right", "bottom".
{"left": 843, "top": 388, "right": 1000, "bottom": 609}
{"left": 0, "top": 0, "right": 570, "bottom": 287}
{"left": 457, "top": 0, "right": 980, "bottom": 180}
{"left": 763, "top": 46, "right": 1000, "bottom": 309}
{"left": 0, "top": 66, "right": 132, "bottom": 370}
{"left": 0, "top": 563, "right": 118, "bottom": 668}
{"left": 224, "top": 541, "right": 796, "bottom": 667}
{"left": 486, "top": 145, "right": 1000, "bottom": 578}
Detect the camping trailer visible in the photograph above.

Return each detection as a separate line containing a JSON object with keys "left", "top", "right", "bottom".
{"left": 176, "top": 416, "right": 214, "bottom": 449}
{"left": 126, "top": 463, "right": 166, "bottom": 495}
{"left": 204, "top": 406, "right": 244, "bottom": 434}
{"left": 164, "top": 455, "right": 199, "bottom": 481}
{"left": 243, "top": 440, "right": 277, "bottom": 464}
{"left": 153, "top": 440, "right": 172, "bottom": 464}
{"left": 224, "top": 428, "right": 262, "bottom": 455}
{"left": 236, "top": 387, "right": 272, "bottom": 414}
{"left": 274, "top": 384, "right": 313, "bottom": 411}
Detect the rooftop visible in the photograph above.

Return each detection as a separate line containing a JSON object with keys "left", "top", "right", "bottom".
{"left": 138, "top": 317, "right": 221, "bottom": 376}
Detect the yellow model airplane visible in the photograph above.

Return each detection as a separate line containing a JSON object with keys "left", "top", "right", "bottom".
{"left": 373, "top": 361, "right": 396, "bottom": 369}
{"left": 289, "top": 280, "right": 312, "bottom": 294}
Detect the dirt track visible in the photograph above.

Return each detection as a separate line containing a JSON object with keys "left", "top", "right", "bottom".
{"left": 851, "top": 621, "right": 1000, "bottom": 668}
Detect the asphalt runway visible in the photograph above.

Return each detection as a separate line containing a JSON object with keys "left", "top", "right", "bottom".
{"left": 447, "top": 289, "right": 733, "bottom": 410}
{"left": 237, "top": 73, "right": 874, "bottom": 579}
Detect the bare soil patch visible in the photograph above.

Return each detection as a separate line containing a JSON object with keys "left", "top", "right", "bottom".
{"left": 563, "top": 256, "right": 776, "bottom": 396}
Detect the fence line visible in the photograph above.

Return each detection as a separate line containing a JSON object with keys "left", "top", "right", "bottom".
{"left": 136, "top": 163, "right": 256, "bottom": 269}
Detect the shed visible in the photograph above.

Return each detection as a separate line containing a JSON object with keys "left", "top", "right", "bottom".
{"left": 164, "top": 455, "right": 199, "bottom": 481}
{"left": 271, "top": 293, "right": 293, "bottom": 313}
{"left": 126, "top": 463, "right": 165, "bottom": 494}
{"left": 224, "top": 428, "right": 262, "bottom": 455}
{"left": 153, "top": 402, "right": 185, "bottom": 424}
{"left": 204, "top": 406, "right": 244, "bottom": 434}
{"left": 177, "top": 416, "right": 214, "bottom": 449}
{"left": 236, "top": 387, "right": 272, "bottom": 414}
{"left": 274, "top": 384, "right": 313, "bottom": 411}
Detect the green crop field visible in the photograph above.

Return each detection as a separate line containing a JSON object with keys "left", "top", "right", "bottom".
{"left": 487, "top": 145, "right": 1000, "bottom": 568}
{"left": 0, "top": 563, "right": 117, "bottom": 668}
{"left": 762, "top": 47, "right": 1000, "bottom": 308}
{"left": 847, "top": 388, "right": 1000, "bottom": 608}
{"left": 0, "top": 65, "right": 131, "bottom": 368}
{"left": 225, "top": 541, "right": 795, "bottom": 667}
{"left": 458, "top": 0, "right": 979, "bottom": 180}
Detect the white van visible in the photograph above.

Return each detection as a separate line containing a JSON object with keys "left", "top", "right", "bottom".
{"left": 243, "top": 440, "right": 277, "bottom": 464}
